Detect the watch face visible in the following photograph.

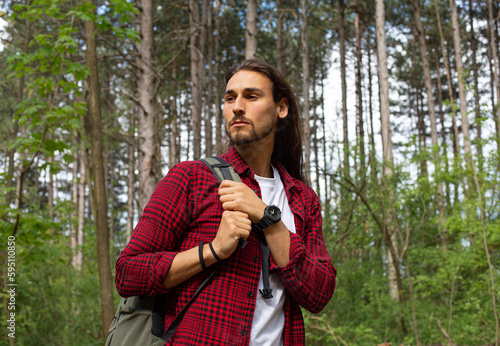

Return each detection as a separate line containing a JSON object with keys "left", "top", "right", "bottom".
{"left": 267, "top": 205, "right": 281, "bottom": 222}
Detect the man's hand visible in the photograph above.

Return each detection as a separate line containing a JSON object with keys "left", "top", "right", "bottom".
{"left": 212, "top": 211, "right": 252, "bottom": 259}
{"left": 218, "top": 180, "right": 266, "bottom": 223}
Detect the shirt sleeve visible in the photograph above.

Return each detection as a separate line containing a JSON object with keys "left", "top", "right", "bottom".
{"left": 273, "top": 188, "right": 336, "bottom": 314}
{"left": 115, "top": 162, "right": 193, "bottom": 297}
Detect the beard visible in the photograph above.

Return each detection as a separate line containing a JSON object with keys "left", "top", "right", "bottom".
{"left": 225, "top": 115, "right": 275, "bottom": 146}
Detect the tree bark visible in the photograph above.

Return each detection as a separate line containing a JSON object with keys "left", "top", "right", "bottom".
{"left": 71, "top": 146, "right": 78, "bottom": 269}
{"left": 76, "top": 148, "right": 85, "bottom": 270}
{"left": 450, "top": 0, "right": 473, "bottom": 171}
{"left": 83, "top": 2, "right": 114, "bottom": 339}
{"left": 301, "top": 0, "right": 311, "bottom": 180}
{"left": 190, "top": 0, "right": 202, "bottom": 159}
{"left": 469, "top": 0, "right": 483, "bottom": 163}
{"left": 412, "top": 0, "right": 446, "bottom": 237}
{"left": 355, "top": 9, "right": 365, "bottom": 173}
{"left": 205, "top": 0, "right": 214, "bottom": 157}
{"left": 136, "top": 0, "right": 160, "bottom": 212}
{"left": 127, "top": 112, "right": 135, "bottom": 242}
{"left": 215, "top": 0, "right": 223, "bottom": 155}
{"left": 338, "top": 0, "right": 349, "bottom": 177}
{"left": 375, "top": 0, "right": 407, "bottom": 334}
{"left": 276, "top": 0, "right": 285, "bottom": 74}
{"left": 487, "top": 0, "right": 500, "bottom": 156}
{"left": 245, "top": 0, "right": 258, "bottom": 59}
{"left": 434, "top": 0, "right": 459, "bottom": 156}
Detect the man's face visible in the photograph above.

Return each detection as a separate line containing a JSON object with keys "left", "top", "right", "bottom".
{"left": 223, "top": 70, "right": 288, "bottom": 146}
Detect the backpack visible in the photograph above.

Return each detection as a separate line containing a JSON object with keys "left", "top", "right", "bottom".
{"left": 105, "top": 157, "right": 242, "bottom": 346}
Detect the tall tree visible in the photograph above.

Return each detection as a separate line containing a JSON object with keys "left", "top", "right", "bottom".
{"left": 412, "top": 0, "right": 446, "bottom": 233}
{"left": 136, "top": 0, "right": 161, "bottom": 211}
{"left": 246, "top": 0, "right": 258, "bottom": 59}
{"left": 338, "top": 0, "right": 349, "bottom": 177}
{"left": 83, "top": 0, "right": 114, "bottom": 339}
{"left": 214, "top": 0, "right": 224, "bottom": 155}
{"left": 487, "top": 0, "right": 500, "bottom": 154}
{"left": 276, "top": 0, "right": 285, "bottom": 73}
{"left": 469, "top": 0, "right": 483, "bottom": 162}
{"left": 354, "top": 7, "right": 365, "bottom": 173}
{"left": 301, "top": 0, "right": 311, "bottom": 179}
{"left": 449, "top": 0, "right": 473, "bottom": 175}
{"left": 190, "top": 0, "right": 203, "bottom": 159}
{"left": 375, "top": 0, "right": 406, "bottom": 334}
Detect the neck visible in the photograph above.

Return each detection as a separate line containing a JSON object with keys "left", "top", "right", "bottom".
{"left": 235, "top": 139, "right": 274, "bottom": 178}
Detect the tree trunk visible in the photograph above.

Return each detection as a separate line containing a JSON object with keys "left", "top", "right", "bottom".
{"left": 301, "top": 0, "right": 311, "bottom": 180}
{"left": 245, "top": 0, "right": 258, "bottom": 59}
{"left": 276, "top": 0, "right": 285, "bottom": 74}
{"left": 435, "top": 56, "right": 452, "bottom": 211}
{"left": 412, "top": 0, "right": 440, "bottom": 157}
{"left": 190, "top": 0, "right": 202, "bottom": 159}
{"left": 411, "top": 0, "right": 445, "bottom": 241}
{"left": 469, "top": 0, "right": 482, "bottom": 164}
{"left": 367, "top": 41, "right": 377, "bottom": 181}
{"left": 136, "top": 0, "right": 160, "bottom": 212}
{"left": 215, "top": 0, "right": 223, "bottom": 155}
{"left": 375, "top": 0, "right": 407, "bottom": 335}
{"left": 487, "top": 0, "right": 500, "bottom": 156}
{"left": 339, "top": 0, "right": 348, "bottom": 167}
{"left": 487, "top": 24, "right": 497, "bottom": 127}
{"left": 127, "top": 112, "right": 135, "bottom": 242}
{"left": 70, "top": 145, "right": 78, "bottom": 269}
{"left": 312, "top": 57, "right": 320, "bottom": 197}
{"left": 168, "top": 61, "right": 180, "bottom": 167}
{"left": 76, "top": 148, "right": 85, "bottom": 270}
{"left": 450, "top": 0, "right": 473, "bottom": 171}
{"left": 434, "top": 0, "right": 459, "bottom": 156}
{"left": 355, "top": 9, "right": 365, "bottom": 173}
{"left": 83, "top": 2, "right": 114, "bottom": 339}
{"left": 205, "top": 0, "right": 214, "bottom": 157}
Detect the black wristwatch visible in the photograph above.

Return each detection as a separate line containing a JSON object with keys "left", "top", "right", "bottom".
{"left": 253, "top": 205, "right": 281, "bottom": 232}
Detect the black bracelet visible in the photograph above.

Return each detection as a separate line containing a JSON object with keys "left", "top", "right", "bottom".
{"left": 208, "top": 241, "right": 221, "bottom": 262}
{"left": 199, "top": 241, "right": 207, "bottom": 270}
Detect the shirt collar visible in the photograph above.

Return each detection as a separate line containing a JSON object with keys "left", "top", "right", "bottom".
{"left": 221, "top": 146, "right": 302, "bottom": 193}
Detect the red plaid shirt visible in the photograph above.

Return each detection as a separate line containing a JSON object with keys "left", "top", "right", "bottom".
{"left": 115, "top": 147, "right": 336, "bottom": 345}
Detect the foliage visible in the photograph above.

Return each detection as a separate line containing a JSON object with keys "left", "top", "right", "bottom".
{"left": 0, "top": 0, "right": 499, "bottom": 344}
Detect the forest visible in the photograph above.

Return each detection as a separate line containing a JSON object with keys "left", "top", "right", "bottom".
{"left": 0, "top": 0, "right": 499, "bottom": 345}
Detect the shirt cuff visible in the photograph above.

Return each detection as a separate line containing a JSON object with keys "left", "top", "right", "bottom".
{"left": 149, "top": 251, "right": 178, "bottom": 295}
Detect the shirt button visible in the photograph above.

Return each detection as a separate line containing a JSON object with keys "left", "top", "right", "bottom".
{"left": 241, "top": 329, "right": 247, "bottom": 336}
{"left": 253, "top": 255, "right": 259, "bottom": 262}
{"left": 247, "top": 291, "right": 254, "bottom": 298}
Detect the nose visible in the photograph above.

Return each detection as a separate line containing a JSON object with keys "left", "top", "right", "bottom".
{"left": 233, "top": 96, "right": 245, "bottom": 115}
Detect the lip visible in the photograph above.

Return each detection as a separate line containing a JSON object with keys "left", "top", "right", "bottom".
{"left": 231, "top": 120, "right": 249, "bottom": 128}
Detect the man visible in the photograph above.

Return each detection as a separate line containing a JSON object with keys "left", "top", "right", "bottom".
{"left": 115, "top": 60, "right": 336, "bottom": 345}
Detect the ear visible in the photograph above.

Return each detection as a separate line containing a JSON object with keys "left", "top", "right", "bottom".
{"left": 277, "top": 97, "right": 289, "bottom": 119}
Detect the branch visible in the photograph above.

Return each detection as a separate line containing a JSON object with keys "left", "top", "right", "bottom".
{"left": 436, "top": 319, "right": 452, "bottom": 344}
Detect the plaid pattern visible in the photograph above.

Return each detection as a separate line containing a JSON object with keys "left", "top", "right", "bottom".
{"left": 115, "top": 147, "right": 336, "bottom": 345}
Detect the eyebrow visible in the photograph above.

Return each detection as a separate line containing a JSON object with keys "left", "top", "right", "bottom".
{"left": 224, "top": 87, "right": 264, "bottom": 96}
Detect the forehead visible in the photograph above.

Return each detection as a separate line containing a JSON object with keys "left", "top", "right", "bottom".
{"left": 225, "top": 70, "right": 273, "bottom": 93}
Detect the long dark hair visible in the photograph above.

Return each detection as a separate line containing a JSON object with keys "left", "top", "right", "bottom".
{"left": 224, "top": 60, "right": 307, "bottom": 183}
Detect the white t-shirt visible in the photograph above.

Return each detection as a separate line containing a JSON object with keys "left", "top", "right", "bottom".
{"left": 250, "top": 165, "right": 296, "bottom": 346}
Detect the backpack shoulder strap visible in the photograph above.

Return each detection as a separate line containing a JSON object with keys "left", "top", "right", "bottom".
{"left": 199, "top": 157, "right": 241, "bottom": 183}
{"left": 199, "top": 156, "right": 247, "bottom": 250}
